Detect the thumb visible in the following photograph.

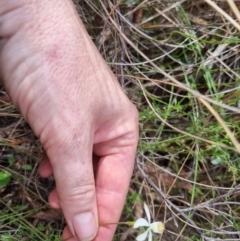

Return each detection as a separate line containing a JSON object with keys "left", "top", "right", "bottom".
{"left": 45, "top": 130, "right": 98, "bottom": 241}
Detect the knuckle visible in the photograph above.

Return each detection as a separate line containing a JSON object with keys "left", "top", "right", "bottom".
{"left": 60, "top": 183, "right": 96, "bottom": 207}
{"left": 130, "top": 103, "right": 139, "bottom": 133}
{"left": 130, "top": 102, "right": 139, "bottom": 123}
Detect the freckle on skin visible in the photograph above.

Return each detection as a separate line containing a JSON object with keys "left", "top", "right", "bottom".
{"left": 45, "top": 44, "right": 62, "bottom": 62}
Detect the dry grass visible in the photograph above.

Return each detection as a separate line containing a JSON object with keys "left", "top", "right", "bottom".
{"left": 1, "top": 0, "right": 240, "bottom": 240}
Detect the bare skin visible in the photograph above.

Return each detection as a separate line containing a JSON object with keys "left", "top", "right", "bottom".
{"left": 0, "top": 1, "right": 138, "bottom": 241}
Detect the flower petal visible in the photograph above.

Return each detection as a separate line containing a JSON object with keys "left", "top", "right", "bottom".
{"left": 133, "top": 218, "right": 150, "bottom": 228}
{"left": 136, "top": 229, "right": 149, "bottom": 241}
{"left": 150, "top": 222, "right": 165, "bottom": 234}
{"left": 144, "top": 202, "right": 151, "bottom": 223}
{"left": 148, "top": 230, "right": 152, "bottom": 241}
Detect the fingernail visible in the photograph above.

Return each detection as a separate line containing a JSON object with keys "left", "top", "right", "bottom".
{"left": 72, "top": 212, "right": 97, "bottom": 241}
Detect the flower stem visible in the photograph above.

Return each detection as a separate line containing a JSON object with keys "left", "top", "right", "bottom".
{"left": 100, "top": 221, "right": 135, "bottom": 226}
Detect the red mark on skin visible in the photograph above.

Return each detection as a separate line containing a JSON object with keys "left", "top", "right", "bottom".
{"left": 45, "top": 43, "right": 62, "bottom": 63}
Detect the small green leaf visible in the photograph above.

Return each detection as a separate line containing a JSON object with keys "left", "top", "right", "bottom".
{"left": 8, "top": 154, "right": 15, "bottom": 165}
{"left": 21, "top": 164, "right": 32, "bottom": 170}
{"left": 0, "top": 171, "right": 11, "bottom": 188}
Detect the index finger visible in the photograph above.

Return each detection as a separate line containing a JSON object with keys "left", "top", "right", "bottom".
{"left": 94, "top": 151, "right": 135, "bottom": 241}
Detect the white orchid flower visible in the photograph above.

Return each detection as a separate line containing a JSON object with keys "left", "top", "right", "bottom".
{"left": 133, "top": 203, "right": 164, "bottom": 241}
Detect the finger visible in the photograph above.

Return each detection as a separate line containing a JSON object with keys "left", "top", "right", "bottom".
{"left": 92, "top": 110, "right": 138, "bottom": 241}
{"left": 46, "top": 130, "right": 98, "bottom": 241}
{"left": 38, "top": 154, "right": 53, "bottom": 178}
{"left": 95, "top": 154, "right": 135, "bottom": 240}
{"left": 48, "top": 188, "right": 61, "bottom": 209}
{"left": 94, "top": 151, "right": 136, "bottom": 241}
{"left": 63, "top": 226, "right": 78, "bottom": 241}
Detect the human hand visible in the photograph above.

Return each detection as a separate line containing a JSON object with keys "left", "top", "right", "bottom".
{"left": 0, "top": 1, "right": 138, "bottom": 241}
